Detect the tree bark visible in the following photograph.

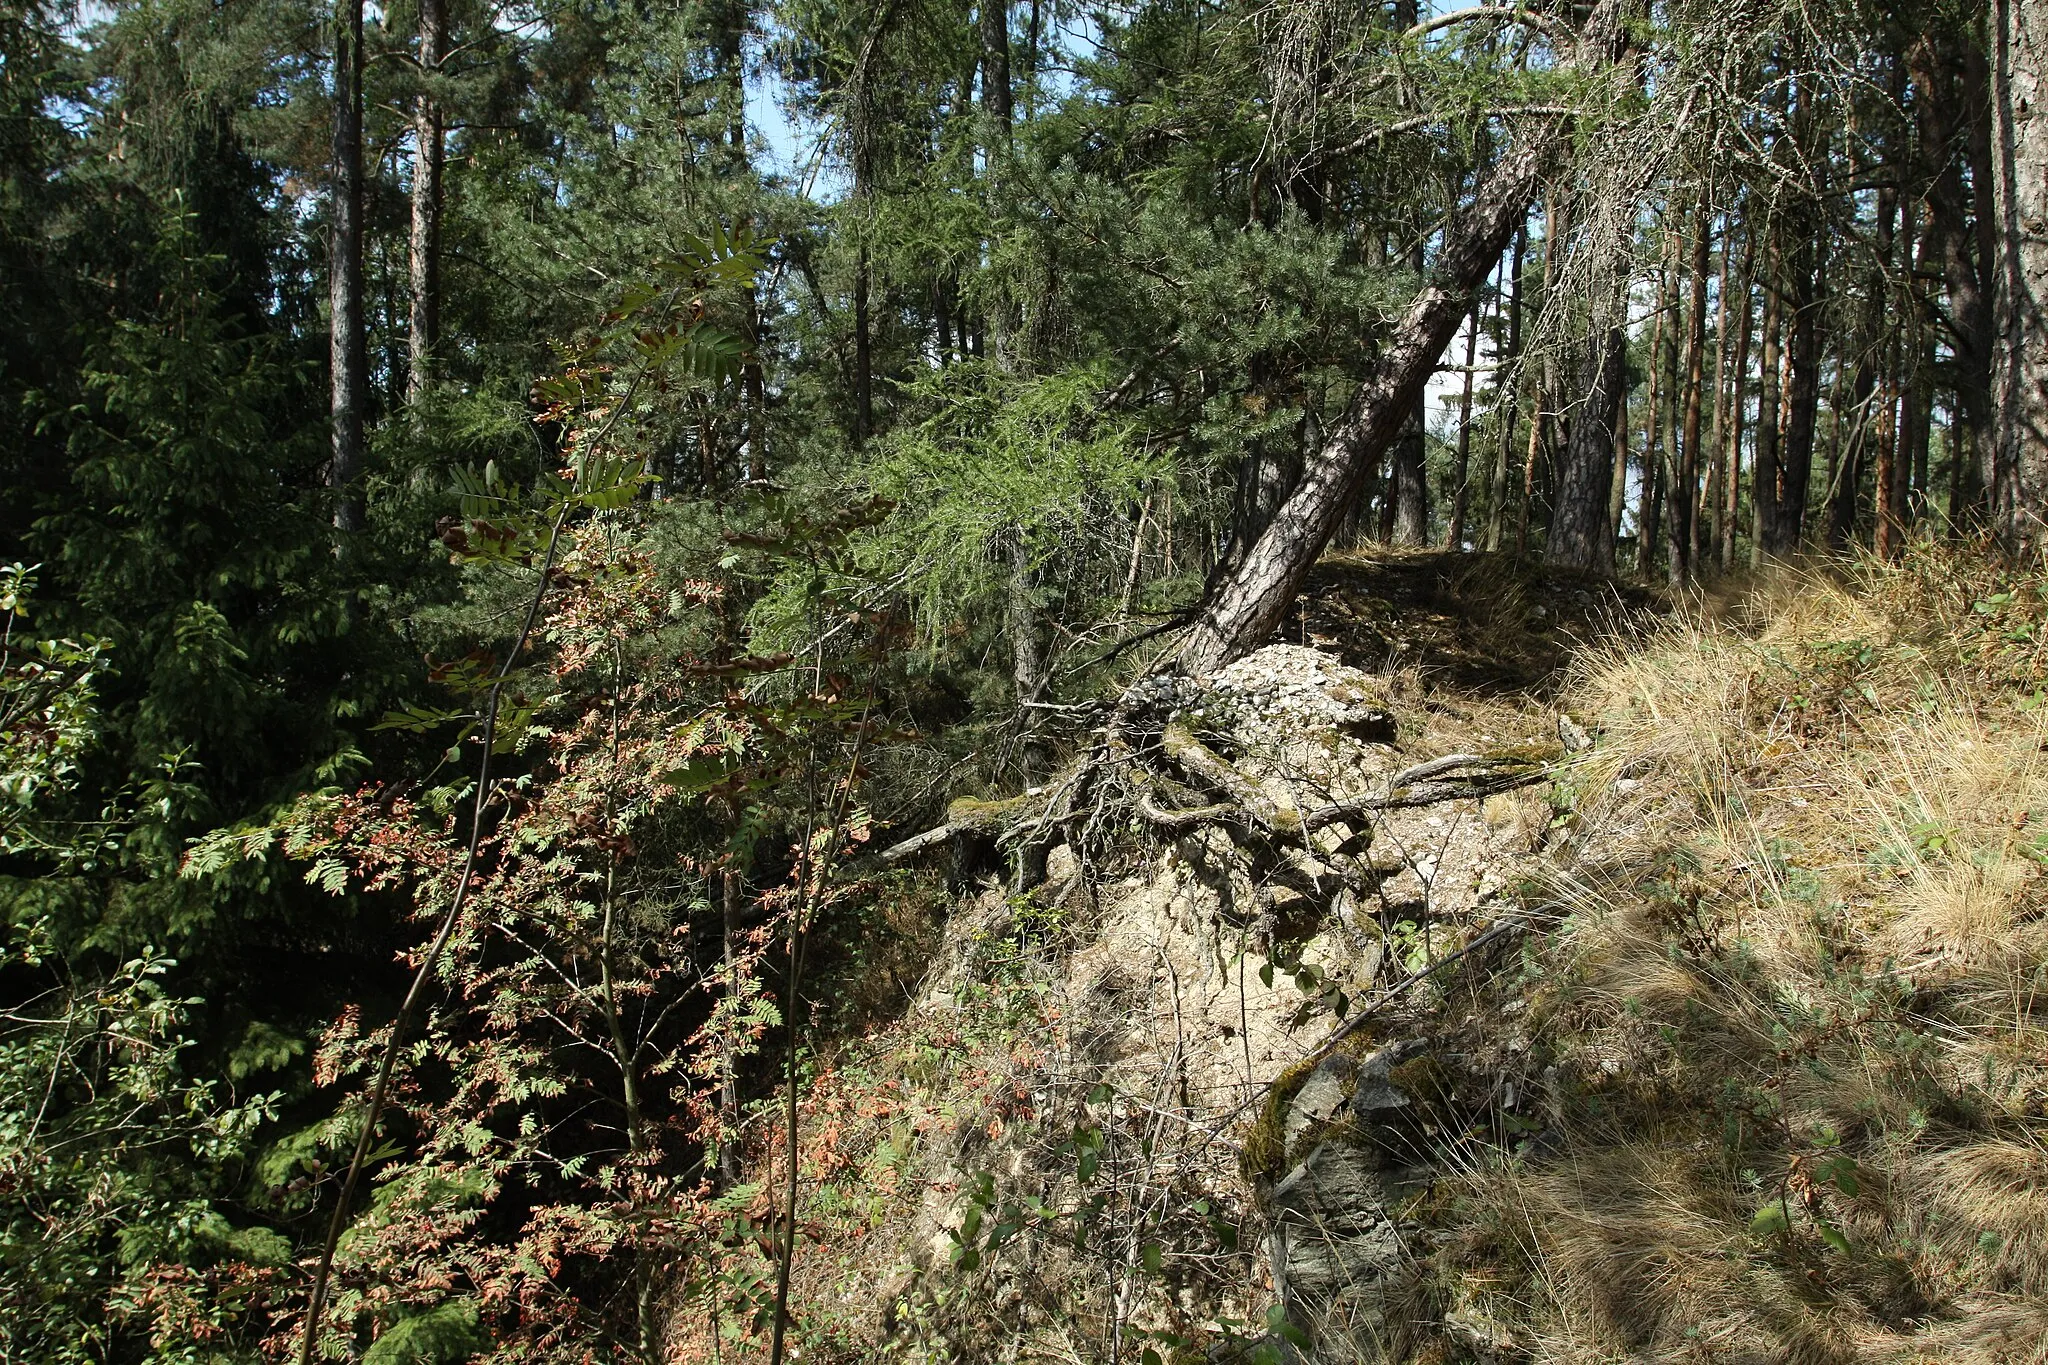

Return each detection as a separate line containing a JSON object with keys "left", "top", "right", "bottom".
{"left": 1516, "top": 191, "right": 1564, "bottom": 556}
{"left": 1837, "top": 162, "right": 1898, "bottom": 554}
{"left": 1608, "top": 356, "right": 1630, "bottom": 556}
{"left": 744, "top": 285, "right": 768, "bottom": 481}
{"left": 1483, "top": 222, "right": 1526, "bottom": 551}
{"left": 1992, "top": 0, "right": 2048, "bottom": 547}
{"left": 1007, "top": 535, "right": 1049, "bottom": 777}
{"left": 1910, "top": 35, "right": 1996, "bottom": 531}
{"left": 980, "top": 0, "right": 1013, "bottom": 132}
{"left": 1896, "top": 323, "right": 1931, "bottom": 552}
{"left": 1660, "top": 258, "right": 1684, "bottom": 578}
{"left": 1720, "top": 242, "right": 1753, "bottom": 568}
{"left": 1640, "top": 244, "right": 1671, "bottom": 576}
{"left": 1769, "top": 206, "right": 1822, "bottom": 557}
{"left": 1707, "top": 211, "right": 1732, "bottom": 570}
{"left": 1548, "top": 317, "right": 1626, "bottom": 570}
{"left": 1752, "top": 231, "right": 1784, "bottom": 565}
{"left": 1674, "top": 200, "right": 1710, "bottom": 581}
{"left": 1173, "top": 0, "right": 1636, "bottom": 676}
{"left": 406, "top": 0, "right": 446, "bottom": 411}
{"left": 1875, "top": 199, "right": 1914, "bottom": 558}
{"left": 1392, "top": 181, "right": 1432, "bottom": 546}
{"left": 1721, "top": 230, "right": 1753, "bottom": 569}
{"left": 1445, "top": 301, "right": 1482, "bottom": 547}
{"left": 1390, "top": 405, "right": 1431, "bottom": 544}
{"left": 1550, "top": 212, "right": 1630, "bottom": 571}
{"left": 1175, "top": 138, "right": 1559, "bottom": 669}
{"left": 330, "top": 0, "right": 366, "bottom": 537}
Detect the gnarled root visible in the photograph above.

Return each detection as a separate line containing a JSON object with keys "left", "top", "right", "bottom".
{"left": 880, "top": 681, "right": 1560, "bottom": 896}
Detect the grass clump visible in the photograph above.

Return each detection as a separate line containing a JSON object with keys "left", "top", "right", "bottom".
{"left": 1421, "top": 548, "right": 2048, "bottom": 1363}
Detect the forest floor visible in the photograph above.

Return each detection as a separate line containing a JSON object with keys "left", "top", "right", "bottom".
{"left": 1294, "top": 548, "right": 1666, "bottom": 695}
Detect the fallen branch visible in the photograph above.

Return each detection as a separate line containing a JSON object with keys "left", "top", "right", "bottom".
{"left": 878, "top": 823, "right": 957, "bottom": 863}
{"left": 1300, "top": 752, "right": 1551, "bottom": 831}
{"left": 878, "top": 791, "right": 1040, "bottom": 863}
{"left": 1215, "top": 917, "right": 1532, "bottom": 1130}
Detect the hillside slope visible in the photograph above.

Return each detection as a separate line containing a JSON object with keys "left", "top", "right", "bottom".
{"left": 686, "top": 547, "right": 2048, "bottom": 1365}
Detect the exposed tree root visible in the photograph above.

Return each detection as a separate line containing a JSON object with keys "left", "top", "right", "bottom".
{"left": 878, "top": 680, "right": 1560, "bottom": 899}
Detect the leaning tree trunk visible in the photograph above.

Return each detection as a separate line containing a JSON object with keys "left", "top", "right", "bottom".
{"left": 1992, "top": 0, "right": 2048, "bottom": 547}
{"left": 1173, "top": 0, "right": 1638, "bottom": 673}
{"left": 330, "top": 0, "right": 366, "bottom": 538}
{"left": 1172, "top": 147, "right": 1552, "bottom": 671}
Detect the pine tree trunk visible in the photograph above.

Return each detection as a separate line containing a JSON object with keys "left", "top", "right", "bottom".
{"left": 1722, "top": 238, "right": 1753, "bottom": 569}
{"left": 1910, "top": 35, "right": 1996, "bottom": 530}
{"left": 1391, "top": 403, "right": 1431, "bottom": 544}
{"left": 1660, "top": 269, "right": 1684, "bottom": 579}
{"left": 1483, "top": 222, "right": 1526, "bottom": 551}
{"left": 1992, "top": 0, "right": 2048, "bottom": 546}
{"left": 1392, "top": 215, "right": 1431, "bottom": 545}
{"left": 1640, "top": 247, "right": 1670, "bottom": 575}
{"left": 744, "top": 286, "right": 768, "bottom": 482}
{"left": 1608, "top": 361, "right": 1630, "bottom": 557}
{"left": 1550, "top": 213, "right": 1630, "bottom": 572}
{"left": 1173, "top": 0, "right": 1637, "bottom": 674}
{"left": 1875, "top": 201, "right": 1912, "bottom": 558}
{"left": 1445, "top": 303, "right": 1482, "bottom": 547}
{"left": 1675, "top": 202, "right": 1710, "bottom": 581}
{"left": 1771, "top": 207, "right": 1822, "bottom": 557}
{"left": 1548, "top": 318, "right": 1625, "bottom": 570}
{"left": 980, "top": 0, "right": 1013, "bottom": 131}
{"left": 1707, "top": 211, "right": 1732, "bottom": 570}
{"left": 1007, "top": 535, "right": 1049, "bottom": 777}
{"left": 406, "top": 0, "right": 445, "bottom": 410}
{"left": 1838, "top": 168, "right": 1898, "bottom": 553}
{"left": 1517, "top": 193, "right": 1561, "bottom": 557}
{"left": 1174, "top": 134, "right": 1563, "bottom": 670}
{"left": 1897, "top": 331, "right": 1931, "bottom": 551}
{"left": 1752, "top": 233, "right": 1783, "bottom": 566}
{"left": 1909, "top": 211, "right": 1937, "bottom": 518}
{"left": 330, "top": 0, "right": 366, "bottom": 537}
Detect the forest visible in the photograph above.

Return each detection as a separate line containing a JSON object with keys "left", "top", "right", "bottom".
{"left": 9, "top": 0, "right": 2048, "bottom": 1361}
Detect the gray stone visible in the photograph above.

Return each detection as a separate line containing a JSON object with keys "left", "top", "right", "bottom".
{"left": 1284, "top": 1053, "right": 1357, "bottom": 1151}
{"left": 1268, "top": 1140, "right": 1406, "bottom": 1363}
{"left": 1260, "top": 1043, "right": 1436, "bottom": 1362}
{"left": 1348, "top": 1044, "right": 1419, "bottom": 1119}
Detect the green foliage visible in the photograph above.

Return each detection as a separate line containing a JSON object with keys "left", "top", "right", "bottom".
{"left": 0, "top": 565, "right": 113, "bottom": 851}
{"left": 361, "top": 1301, "right": 484, "bottom": 1365}
{"left": 1, "top": 571, "right": 286, "bottom": 1364}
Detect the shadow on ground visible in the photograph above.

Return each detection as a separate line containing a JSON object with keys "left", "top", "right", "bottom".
{"left": 1287, "top": 549, "right": 1666, "bottom": 696}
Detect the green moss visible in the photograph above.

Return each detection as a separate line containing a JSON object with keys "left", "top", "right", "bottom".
{"left": 1387, "top": 1054, "right": 1451, "bottom": 1104}
{"left": 945, "top": 793, "right": 1034, "bottom": 830}
{"left": 1239, "top": 1054, "right": 1322, "bottom": 1184}
{"left": 1238, "top": 1030, "right": 1382, "bottom": 1183}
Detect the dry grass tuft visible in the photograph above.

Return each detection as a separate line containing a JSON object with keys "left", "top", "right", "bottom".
{"left": 1422, "top": 548, "right": 2048, "bottom": 1362}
